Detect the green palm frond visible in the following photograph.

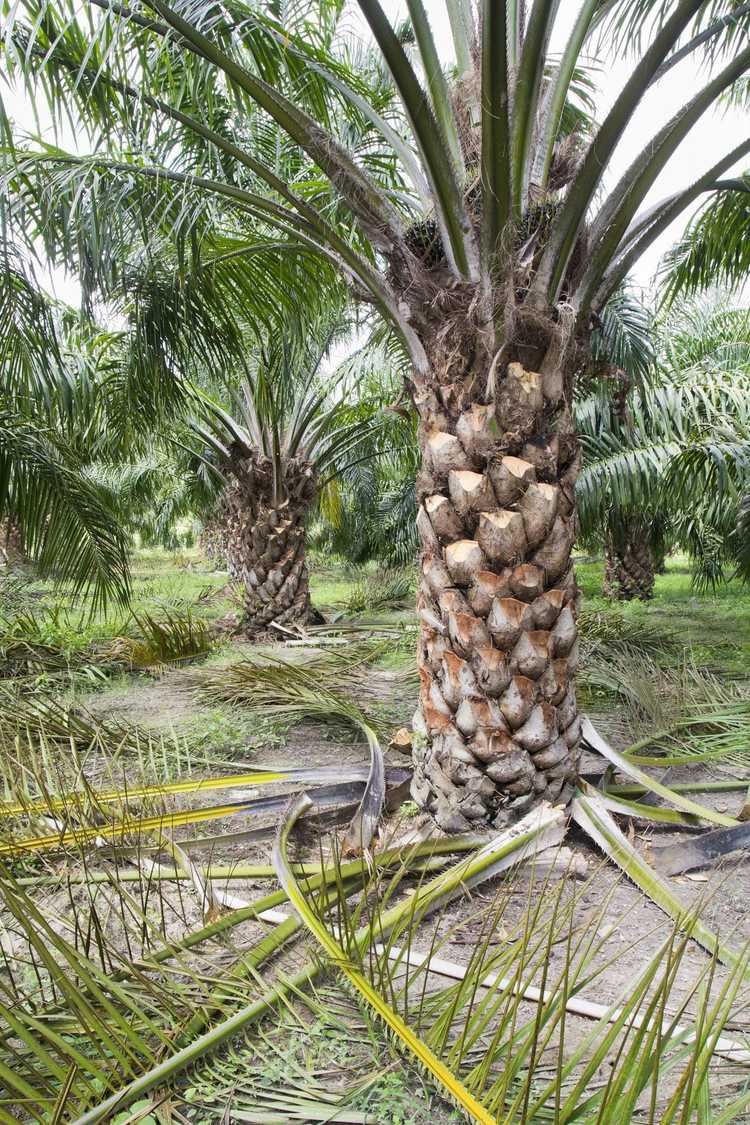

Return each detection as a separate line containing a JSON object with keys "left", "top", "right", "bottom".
{"left": 591, "top": 283, "right": 655, "bottom": 385}
{"left": 578, "top": 290, "right": 750, "bottom": 582}
{"left": 0, "top": 412, "right": 130, "bottom": 610}
{"left": 659, "top": 177, "right": 750, "bottom": 302}
{"left": 0, "top": 247, "right": 61, "bottom": 403}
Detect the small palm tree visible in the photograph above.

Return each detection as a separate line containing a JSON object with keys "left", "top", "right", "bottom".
{"left": 192, "top": 326, "right": 408, "bottom": 631}
{"left": 4, "top": 0, "right": 750, "bottom": 827}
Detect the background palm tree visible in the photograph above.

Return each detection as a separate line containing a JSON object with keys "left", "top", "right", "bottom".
{"left": 190, "top": 323, "right": 410, "bottom": 631}
{"left": 578, "top": 293, "right": 750, "bottom": 594}
{"left": 4, "top": 0, "right": 750, "bottom": 828}
{"left": 0, "top": 250, "right": 133, "bottom": 607}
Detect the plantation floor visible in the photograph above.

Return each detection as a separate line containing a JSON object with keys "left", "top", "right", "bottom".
{"left": 4, "top": 549, "right": 750, "bottom": 1120}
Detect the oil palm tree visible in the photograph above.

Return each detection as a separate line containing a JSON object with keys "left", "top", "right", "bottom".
{"left": 578, "top": 296, "right": 750, "bottom": 594}
{"left": 190, "top": 324, "right": 409, "bottom": 632}
{"left": 4, "top": 0, "right": 750, "bottom": 828}
{"left": 0, "top": 250, "right": 131, "bottom": 607}
{"left": 584, "top": 284, "right": 658, "bottom": 599}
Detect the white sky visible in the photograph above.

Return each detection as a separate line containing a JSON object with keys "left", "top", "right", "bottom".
{"left": 392, "top": 0, "right": 749, "bottom": 291}
{"left": 7, "top": 0, "right": 748, "bottom": 306}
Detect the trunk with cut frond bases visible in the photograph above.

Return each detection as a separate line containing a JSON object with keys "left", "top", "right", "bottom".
{"left": 410, "top": 330, "right": 581, "bottom": 833}
{"left": 603, "top": 528, "right": 655, "bottom": 601}
{"left": 222, "top": 450, "right": 316, "bottom": 634}
{"left": 0, "top": 518, "right": 25, "bottom": 568}
{"left": 199, "top": 514, "right": 229, "bottom": 568}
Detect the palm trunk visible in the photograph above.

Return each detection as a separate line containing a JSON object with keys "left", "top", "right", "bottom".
{"left": 0, "top": 518, "right": 25, "bottom": 567}
{"left": 199, "top": 514, "right": 229, "bottom": 568}
{"left": 410, "top": 354, "right": 581, "bottom": 832}
{"left": 603, "top": 525, "right": 655, "bottom": 601}
{"left": 222, "top": 451, "right": 316, "bottom": 634}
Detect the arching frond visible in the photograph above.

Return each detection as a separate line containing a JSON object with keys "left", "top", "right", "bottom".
{"left": 591, "top": 284, "right": 655, "bottom": 385}
{"left": 0, "top": 412, "right": 130, "bottom": 609}
{"left": 659, "top": 179, "right": 750, "bottom": 303}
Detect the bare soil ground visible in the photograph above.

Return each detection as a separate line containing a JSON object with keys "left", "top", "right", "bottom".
{"left": 77, "top": 632, "right": 750, "bottom": 1122}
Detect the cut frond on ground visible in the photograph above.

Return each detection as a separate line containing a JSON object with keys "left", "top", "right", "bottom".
{"left": 106, "top": 608, "right": 213, "bottom": 669}
{"left": 2, "top": 789, "right": 750, "bottom": 1122}
{"left": 572, "top": 788, "right": 745, "bottom": 970}
{"left": 577, "top": 606, "right": 677, "bottom": 660}
{"left": 0, "top": 602, "right": 213, "bottom": 685}
{"left": 275, "top": 804, "right": 750, "bottom": 1123}
{"left": 581, "top": 655, "right": 750, "bottom": 768}
{"left": 198, "top": 645, "right": 399, "bottom": 736}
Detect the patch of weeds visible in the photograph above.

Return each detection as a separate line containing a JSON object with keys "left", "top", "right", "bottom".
{"left": 344, "top": 568, "right": 415, "bottom": 615}
{"left": 182, "top": 705, "right": 287, "bottom": 755}
{"left": 355, "top": 1067, "right": 461, "bottom": 1124}
{"left": 179, "top": 996, "right": 460, "bottom": 1125}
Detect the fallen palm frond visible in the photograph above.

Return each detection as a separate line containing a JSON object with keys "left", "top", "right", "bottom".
{"left": 201, "top": 645, "right": 389, "bottom": 851}
{"left": 572, "top": 789, "right": 743, "bottom": 968}
{"left": 0, "top": 762, "right": 379, "bottom": 820}
{"left": 606, "top": 778, "right": 750, "bottom": 799}
{"left": 586, "top": 783, "right": 703, "bottom": 827}
{"left": 198, "top": 654, "right": 391, "bottom": 854}
{"left": 581, "top": 652, "right": 750, "bottom": 770}
{"left": 371, "top": 942, "right": 750, "bottom": 1066}
{"left": 0, "top": 686, "right": 263, "bottom": 812}
{"left": 577, "top": 606, "right": 677, "bottom": 659}
{"left": 274, "top": 798, "right": 568, "bottom": 1125}
{"left": 180, "top": 1008, "right": 384, "bottom": 1123}
{"left": 277, "top": 802, "right": 750, "bottom": 1122}
{"left": 0, "top": 603, "right": 213, "bottom": 687}
{"left": 619, "top": 697, "right": 750, "bottom": 768}
{"left": 0, "top": 769, "right": 408, "bottom": 859}
{"left": 106, "top": 608, "right": 213, "bottom": 669}
{"left": 198, "top": 643, "right": 396, "bottom": 722}
{"left": 4, "top": 805, "right": 750, "bottom": 1124}
{"left": 0, "top": 609, "right": 104, "bottom": 682}
{"left": 582, "top": 717, "right": 738, "bottom": 828}
{"left": 62, "top": 820, "right": 549, "bottom": 1125}
{"left": 652, "top": 821, "right": 750, "bottom": 877}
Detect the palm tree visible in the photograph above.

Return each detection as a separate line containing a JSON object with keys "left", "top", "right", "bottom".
{"left": 0, "top": 250, "right": 132, "bottom": 607}
{"left": 584, "top": 285, "right": 658, "bottom": 600}
{"left": 191, "top": 326, "right": 408, "bottom": 632}
{"left": 578, "top": 295, "right": 750, "bottom": 594}
{"left": 4, "top": 0, "right": 750, "bottom": 828}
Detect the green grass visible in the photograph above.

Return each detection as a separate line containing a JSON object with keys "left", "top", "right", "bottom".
{"left": 2, "top": 548, "right": 233, "bottom": 655}
{"left": 575, "top": 554, "right": 750, "bottom": 676}
{"left": 6, "top": 548, "right": 750, "bottom": 760}
{"left": 180, "top": 704, "right": 287, "bottom": 755}
{"left": 309, "top": 571, "right": 361, "bottom": 609}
